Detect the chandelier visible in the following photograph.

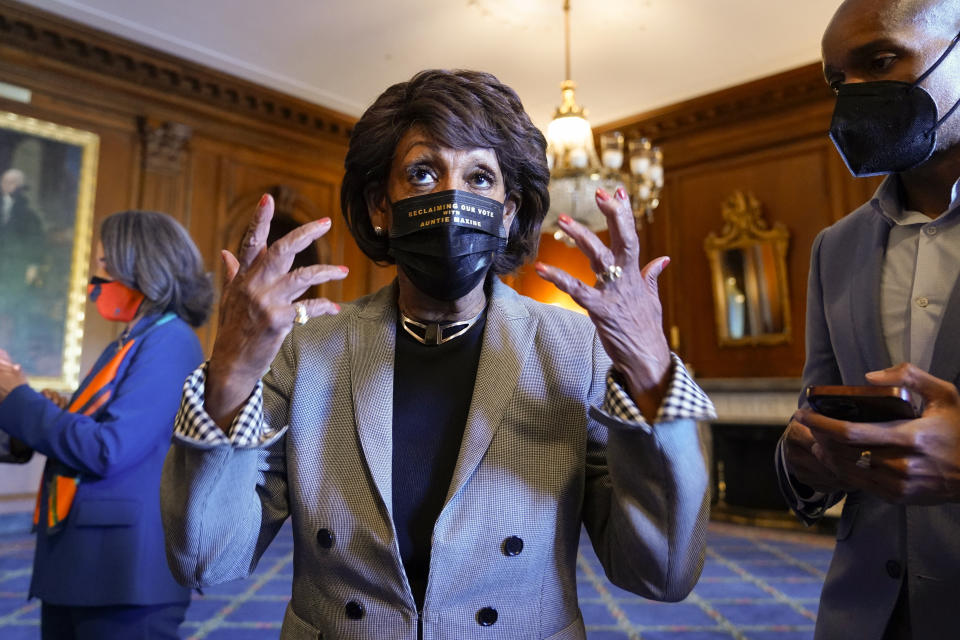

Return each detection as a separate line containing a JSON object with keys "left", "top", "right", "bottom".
{"left": 543, "top": 0, "right": 664, "bottom": 240}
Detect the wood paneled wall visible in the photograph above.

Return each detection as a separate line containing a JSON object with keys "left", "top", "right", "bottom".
{"left": 0, "top": 0, "right": 396, "bottom": 377}
{"left": 582, "top": 65, "right": 884, "bottom": 379}
{"left": 2, "top": 0, "right": 885, "bottom": 385}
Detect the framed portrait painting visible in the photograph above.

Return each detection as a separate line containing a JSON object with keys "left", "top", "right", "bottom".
{"left": 0, "top": 111, "right": 99, "bottom": 391}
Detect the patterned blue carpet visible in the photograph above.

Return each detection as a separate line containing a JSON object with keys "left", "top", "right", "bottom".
{"left": 0, "top": 520, "right": 832, "bottom": 639}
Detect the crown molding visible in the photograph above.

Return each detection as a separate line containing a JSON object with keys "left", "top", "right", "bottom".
{"left": 0, "top": 0, "right": 356, "bottom": 143}
{"left": 597, "top": 63, "right": 833, "bottom": 143}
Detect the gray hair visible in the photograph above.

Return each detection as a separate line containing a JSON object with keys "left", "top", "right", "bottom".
{"left": 99, "top": 210, "right": 213, "bottom": 327}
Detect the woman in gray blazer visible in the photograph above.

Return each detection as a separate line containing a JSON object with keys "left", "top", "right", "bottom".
{"left": 161, "top": 69, "right": 715, "bottom": 640}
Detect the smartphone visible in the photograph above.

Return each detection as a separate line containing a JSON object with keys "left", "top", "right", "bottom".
{"left": 805, "top": 385, "right": 921, "bottom": 422}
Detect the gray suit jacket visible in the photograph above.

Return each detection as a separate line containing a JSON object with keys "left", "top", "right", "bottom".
{"left": 776, "top": 202, "right": 960, "bottom": 640}
{"left": 161, "top": 280, "right": 710, "bottom": 640}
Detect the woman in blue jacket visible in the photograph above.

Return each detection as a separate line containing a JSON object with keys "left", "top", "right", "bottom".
{"left": 0, "top": 210, "right": 212, "bottom": 639}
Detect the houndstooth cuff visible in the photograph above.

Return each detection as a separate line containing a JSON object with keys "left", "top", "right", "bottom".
{"left": 173, "top": 362, "right": 285, "bottom": 449}
{"left": 601, "top": 353, "right": 717, "bottom": 427}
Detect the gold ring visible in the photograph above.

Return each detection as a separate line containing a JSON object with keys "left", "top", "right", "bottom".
{"left": 294, "top": 302, "right": 309, "bottom": 326}
{"left": 855, "top": 450, "right": 872, "bottom": 470}
{"left": 596, "top": 264, "right": 623, "bottom": 284}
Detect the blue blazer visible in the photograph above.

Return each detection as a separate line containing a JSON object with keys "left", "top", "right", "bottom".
{"left": 0, "top": 313, "right": 203, "bottom": 606}
{"left": 777, "top": 198, "right": 960, "bottom": 640}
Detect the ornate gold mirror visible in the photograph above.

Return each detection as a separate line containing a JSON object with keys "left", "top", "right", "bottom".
{"left": 704, "top": 191, "right": 791, "bottom": 347}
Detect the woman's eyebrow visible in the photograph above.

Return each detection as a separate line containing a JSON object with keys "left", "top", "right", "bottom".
{"left": 397, "top": 140, "right": 439, "bottom": 159}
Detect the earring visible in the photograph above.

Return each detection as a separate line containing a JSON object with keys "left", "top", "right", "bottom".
{"left": 373, "top": 225, "right": 386, "bottom": 236}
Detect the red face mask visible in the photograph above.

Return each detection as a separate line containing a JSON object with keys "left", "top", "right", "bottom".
{"left": 87, "top": 277, "right": 144, "bottom": 323}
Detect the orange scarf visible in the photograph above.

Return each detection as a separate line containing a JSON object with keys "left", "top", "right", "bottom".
{"left": 32, "top": 313, "right": 174, "bottom": 533}
{"left": 33, "top": 340, "right": 135, "bottom": 533}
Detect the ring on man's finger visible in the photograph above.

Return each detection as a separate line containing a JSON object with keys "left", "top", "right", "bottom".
{"left": 855, "top": 449, "right": 872, "bottom": 470}
{"left": 294, "top": 302, "right": 309, "bottom": 326}
{"left": 595, "top": 264, "right": 623, "bottom": 284}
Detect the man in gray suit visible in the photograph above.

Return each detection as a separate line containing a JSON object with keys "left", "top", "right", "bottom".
{"left": 777, "top": 0, "right": 960, "bottom": 638}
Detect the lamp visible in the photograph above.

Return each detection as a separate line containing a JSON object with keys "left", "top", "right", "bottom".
{"left": 543, "top": 0, "right": 664, "bottom": 241}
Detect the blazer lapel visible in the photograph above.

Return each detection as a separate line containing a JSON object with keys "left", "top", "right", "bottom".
{"left": 444, "top": 279, "right": 537, "bottom": 505}
{"left": 929, "top": 277, "right": 960, "bottom": 385}
{"left": 349, "top": 282, "right": 398, "bottom": 518}
{"left": 849, "top": 212, "right": 893, "bottom": 376}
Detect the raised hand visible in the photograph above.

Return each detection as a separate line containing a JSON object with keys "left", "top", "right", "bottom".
{"left": 205, "top": 194, "right": 348, "bottom": 429}
{"left": 535, "top": 186, "right": 672, "bottom": 421}
{"left": 0, "top": 348, "right": 28, "bottom": 403}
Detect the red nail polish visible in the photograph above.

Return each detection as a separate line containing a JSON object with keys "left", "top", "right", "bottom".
{"left": 334, "top": 303, "right": 341, "bottom": 312}
{"left": 319, "top": 217, "right": 331, "bottom": 226}
{"left": 258, "top": 194, "right": 270, "bottom": 207}
{"left": 558, "top": 214, "right": 573, "bottom": 225}
{"left": 596, "top": 188, "right": 611, "bottom": 201}
{"left": 616, "top": 187, "right": 628, "bottom": 200}
{"left": 339, "top": 265, "right": 349, "bottom": 273}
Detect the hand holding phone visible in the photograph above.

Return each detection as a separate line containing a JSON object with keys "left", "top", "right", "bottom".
{"left": 805, "top": 385, "right": 921, "bottom": 422}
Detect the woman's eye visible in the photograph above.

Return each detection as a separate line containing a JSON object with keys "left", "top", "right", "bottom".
{"left": 407, "top": 165, "right": 436, "bottom": 185}
{"left": 469, "top": 170, "right": 495, "bottom": 188}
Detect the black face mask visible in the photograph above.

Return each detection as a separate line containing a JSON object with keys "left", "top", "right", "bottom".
{"left": 829, "top": 31, "right": 960, "bottom": 177}
{"left": 388, "top": 189, "right": 508, "bottom": 301}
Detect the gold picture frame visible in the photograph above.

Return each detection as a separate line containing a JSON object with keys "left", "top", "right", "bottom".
{"left": 704, "top": 190, "right": 791, "bottom": 348}
{"left": 0, "top": 111, "right": 99, "bottom": 391}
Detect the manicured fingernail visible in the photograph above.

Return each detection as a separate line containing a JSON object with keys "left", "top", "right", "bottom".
{"left": 338, "top": 265, "right": 349, "bottom": 273}
{"left": 318, "top": 217, "right": 332, "bottom": 227}
{"left": 334, "top": 303, "right": 341, "bottom": 312}
{"left": 534, "top": 261, "right": 548, "bottom": 273}
{"left": 558, "top": 214, "right": 573, "bottom": 225}
{"left": 596, "top": 188, "right": 611, "bottom": 201}
{"left": 258, "top": 194, "right": 270, "bottom": 207}
{"left": 616, "top": 187, "right": 628, "bottom": 200}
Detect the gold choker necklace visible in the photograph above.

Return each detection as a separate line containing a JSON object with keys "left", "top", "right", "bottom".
{"left": 399, "top": 309, "right": 484, "bottom": 346}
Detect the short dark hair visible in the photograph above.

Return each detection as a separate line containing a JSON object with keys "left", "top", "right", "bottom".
{"left": 341, "top": 69, "right": 551, "bottom": 274}
{"left": 100, "top": 210, "right": 213, "bottom": 327}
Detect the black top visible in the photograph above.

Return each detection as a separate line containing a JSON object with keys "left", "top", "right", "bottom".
{"left": 392, "top": 309, "right": 486, "bottom": 611}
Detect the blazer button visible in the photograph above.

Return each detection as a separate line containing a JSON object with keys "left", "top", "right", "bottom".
{"left": 476, "top": 607, "right": 498, "bottom": 626}
{"left": 886, "top": 560, "right": 902, "bottom": 579}
{"left": 502, "top": 536, "right": 524, "bottom": 556}
{"left": 317, "top": 528, "right": 335, "bottom": 549}
{"left": 345, "top": 600, "right": 365, "bottom": 620}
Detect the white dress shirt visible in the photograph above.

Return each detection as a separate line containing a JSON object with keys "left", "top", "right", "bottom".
{"left": 875, "top": 176, "right": 960, "bottom": 372}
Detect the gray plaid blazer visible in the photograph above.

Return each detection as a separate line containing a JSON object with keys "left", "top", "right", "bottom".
{"left": 162, "top": 279, "right": 710, "bottom": 640}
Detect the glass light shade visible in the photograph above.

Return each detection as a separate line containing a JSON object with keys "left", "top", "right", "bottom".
{"left": 601, "top": 149, "right": 623, "bottom": 169}
{"left": 599, "top": 131, "right": 625, "bottom": 170}
{"left": 628, "top": 138, "right": 654, "bottom": 175}
{"left": 650, "top": 164, "right": 665, "bottom": 187}
{"left": 568, "top": 148, "right": 589, "bottom": 169}
{"left": 546, "top": 114, "right": 597, "bottom": 172}
{"left": 546, "top": 114, "right": 591, "bottom": 148}
{"left": 630, "top": 156, "right": 651, "bottom": 175}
